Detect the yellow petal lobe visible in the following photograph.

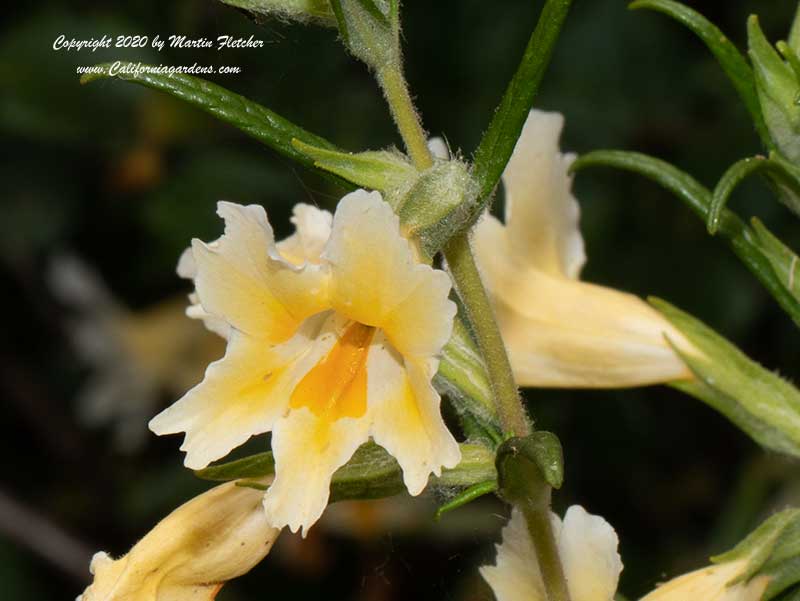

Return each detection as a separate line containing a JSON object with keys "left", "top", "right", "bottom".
{"left": 290, "top": 321, "right": 374, "bottom": 420}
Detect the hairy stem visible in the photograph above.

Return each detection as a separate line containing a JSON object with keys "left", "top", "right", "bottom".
{"left": 523, "top": 503, "right": 571, "bottom": 601}
{"left": 378, "top": 65, "right": 434, "bottom": 171}
{"left": 443, "top": 234, "right": 530, "bottom": 438}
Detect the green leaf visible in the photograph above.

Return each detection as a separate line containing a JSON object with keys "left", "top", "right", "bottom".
{"left": 291, "top": 139, "right": 416, "bottom": 205}
{"left": 81, "top": 62, "right": 353, "bottom": 188}
{"left": 471, "top": 0, "right": 574, "bottom": 208}
{"left": 195, "top": 451, "right": 275, "bottom": 481}
{"left": 792, "top": 4, "right": 800, "bottom": 56}
{"left": 219, "top": 0, "right": 337, "bottom": 25}
{"left": 196, "top": 442, "right": 498, "bottom": 503}
{"left": 751, "top": 217, "right": 800, "bottom": 305}
{"left": 749, "top": 15, "right": 800, "bottom": 162}
{"left": 708, "top": 156, "right": 771, "bottom": 235}
{"left": 712, "top": 508, "right": 800, "bottom": 601}
{"left": 571, "top": 150, "right": 800, "bottom": 328}
{"left": 629, "top": 0, "right": 771, "bottom": 148}
{"left": 653, "top": 298, "right": 800, "bottom": 458}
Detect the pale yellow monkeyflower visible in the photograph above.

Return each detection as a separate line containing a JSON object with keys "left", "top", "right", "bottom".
{"left": 481, "top": 505, "right": 622, "bottom": 601}
{"left": 639, "top": 560, "right": 769, "bottom": 601}
{"left": 150, "top": 191, "right": 461, "bottom": 534}
{"left": 77, "top": 480, "right": 280, "bottom": 601}
{"left": 473, "top": 109, "right": 695, "bottom": 388}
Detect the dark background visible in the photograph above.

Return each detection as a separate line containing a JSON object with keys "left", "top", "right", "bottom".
{"left": 1, "top": 1, "right": 799, "bottom": 599}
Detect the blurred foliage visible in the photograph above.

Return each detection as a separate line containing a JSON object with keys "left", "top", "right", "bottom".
{"left": 1, "top": 1, "right": 799, "bottom": 600}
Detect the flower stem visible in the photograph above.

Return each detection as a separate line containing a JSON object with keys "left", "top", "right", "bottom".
{"left": 523, "top": 503, "right": 571, "bottom": 601}
{"left": 377, "top": 65, "right": 434, "bottom": 171}
{"left": 443, "top": 234, "right": 531, "bottom": 438}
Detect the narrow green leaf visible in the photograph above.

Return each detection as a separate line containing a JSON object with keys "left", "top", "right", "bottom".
{"left": 195, "top": 451, "right": 275, "bottom": 481}
{"left": 629, "top": 0, "right": 771, "bottom": 148}
{"left": 471, "top": 0, "right": 574, "bottom": 207}
{"left": 778, "top": 41, "right": 800, "bottom": 82}
{"left": 571, "top": 150, "right": 800, "bottom": 327}
{"left": 292, "top": 138, "right": 416, "bottom": 201}
{"left": 792, "top": 4, "right": 800, "bottom": 56}
{"left": 435, "top": 480, "right": 498, "bottom": 520}
{"left": 708, "top": 156, "right": 770, "bottom": 235}
{"left": 653, "top": 298, "right": 800, "bottom": 458}
{"left": 81, "top": 62, "right": 353, "bottom": 188}
{"left": 434, "top": 444, "right": 498, "bottom": 488}
{"left": 751, "top": 217, "right": 800, "bottom": 304}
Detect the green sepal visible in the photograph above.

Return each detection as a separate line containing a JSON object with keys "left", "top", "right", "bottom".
{"left": 751, "top": 217, "right": 800, "bottom": 305}
{"left": 749, "top": 15, "right": 800, "bottom": 162}
{"left": 629, "top": 0, "right": 771, "bottom": 148}
{"left": 652, "top": 298, "right": 800, "bottom": 458}
{"left": 571, "top": 150, "right": 800, "bottom": 328}
{"left": 434, "top": 480, "right": 498, "bottom": 521}
{"left": 470, "top": 0, "right": 574, "bottom": 207}
{"left": 218, "top": 0, "right": 337, "bottom": 25}
{"left": 496, "top": 433, "right": 564, "bottom": 511}
{"left": 330, "top": 0, "right": 398, "bottom": 71}
{"left": 80, "top": 62, "right": 353, "bottom": 189}
{"left": 712, "top": 508, "right": 800, "bottom": 601}
{"left": 397, "top": 159, "right": 479, "bottom": 257}
{"left": 196, "top": 441, "right": 497, "bottom": 502}
{"left": 291, "top": 139, "right": 416, "bottom": 204}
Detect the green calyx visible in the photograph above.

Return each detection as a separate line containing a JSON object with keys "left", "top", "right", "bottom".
{"left": 652, "top": 298, "right": 800, "bottom": 459}
{"left": 748, "top": 15, "right": 800, "bottom": 162}
{"left": 712, "top": 508, "right": 800, "bottom": 601}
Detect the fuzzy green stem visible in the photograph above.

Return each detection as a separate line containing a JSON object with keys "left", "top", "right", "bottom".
{"left": 523, "top": 504, "right": 571, "bottom": 601}
{"left": 377, "top": 65, "right": 434, "bottom": 171}
{"left": 443, "top": 234, "right": 530, "bottom": 438}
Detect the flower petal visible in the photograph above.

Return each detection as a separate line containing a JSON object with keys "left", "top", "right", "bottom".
{"left": 191, "top": 202, "right": 328, "bottom": 343}
{"left": 149, "top": 315, "right": 331, "bottom": 469}
{"left": 275, "top": 203, "right": 333, "bottom": 266}
{"left": 264, "top": 408, "right": 370, "bottom": 535}
{"left": 558, "top": 505, "right": 622, "bottom": 601}
{"left": 474, "top": 220, "right": 692, "bottom": 387}
{"left": 325, "top": 190, "right": 456, "bottom": 358}
{"left": 368, "top": 336, "right": 461, "bottom": 495}
{"left": 500, "top": 109, "right": 585, "bottom": 279}
{"left": 480, "top": 509, "right": 546, "bottom": 601}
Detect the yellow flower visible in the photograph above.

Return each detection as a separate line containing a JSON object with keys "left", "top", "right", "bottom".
{"left": 77, "top": 481, "right": 280, "bottom": 601}
{"left": 639, "top": 560, "right": 769, "bottom": 601}
{"left": 151, "top": 190, "right": 461, "bottom": 534}
{"left": 473, "top": 109, "right": 695, "bottom": 388}
{"left": 480, "top": 505, "right": 622, "bottom": 601}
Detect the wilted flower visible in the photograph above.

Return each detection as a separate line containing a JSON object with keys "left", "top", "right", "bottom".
{"left": 480, "top": 505, "right": 622, "bottom": 601}
{"left": 151, "top": 191, "right": 460, "bottom": 534}
{"left": 77, "top": 480, "right": 280, "bottom": 601}
{"left": 473, "top": 109, "right": 695, "bottom": 388}
{"left": 639, "top": 560, "right": 769, "bottom": 601}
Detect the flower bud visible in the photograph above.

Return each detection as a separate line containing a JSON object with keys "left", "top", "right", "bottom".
{"left": 77, "top": 480, "right": 280, "bottom": 601}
